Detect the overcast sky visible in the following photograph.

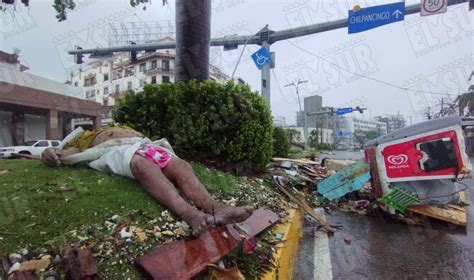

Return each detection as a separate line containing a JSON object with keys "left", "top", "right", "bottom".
{"left": 2, "top": 0, "right": 473, "bottom": 125}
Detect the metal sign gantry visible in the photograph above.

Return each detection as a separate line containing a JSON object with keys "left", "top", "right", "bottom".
{"left": 68, "top": 0, "right": 468, "bottom": 107}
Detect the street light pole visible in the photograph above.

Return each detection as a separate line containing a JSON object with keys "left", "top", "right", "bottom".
{"left": 285, "top": 79, "right": 308, "bottom": 150}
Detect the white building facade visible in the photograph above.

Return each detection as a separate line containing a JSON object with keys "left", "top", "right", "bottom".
{"left": 70, "top": 44, "right": 238, "bottom": 126}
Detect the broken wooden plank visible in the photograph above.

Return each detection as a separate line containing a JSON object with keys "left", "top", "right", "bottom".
{"left": 273, "top": 176, "right": 333, "bottom": 233}
{"left": 134, "top": 209, "right": 279, "bottom": 280}
{"left": 407, "top": 204, "right": 467, "bottom": 226}
{"left": 272, "top": 158, "right": 319, "bottom": 165}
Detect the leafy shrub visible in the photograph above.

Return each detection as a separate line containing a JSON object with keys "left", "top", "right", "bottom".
{"left": 272, "top": 127, "right": 290, "bottom": 157}
{"left": 113, "top": 81, "right": 273, "bottom": 167}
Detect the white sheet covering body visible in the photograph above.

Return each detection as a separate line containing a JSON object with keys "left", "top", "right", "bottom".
{"left": 56, "top": 128, "right": 175, "bottom": 179}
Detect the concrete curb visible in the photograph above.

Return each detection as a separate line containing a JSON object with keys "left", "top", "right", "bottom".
{"left": 262, "top": 207, "right": 304, "bottom": 280}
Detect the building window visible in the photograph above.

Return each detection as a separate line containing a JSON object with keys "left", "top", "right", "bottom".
{"left": 162, "top": 76, "right": 170, "bottom": 83}
{"left": 74, "top": 82, "right": 78, "bottom": 87}
{"left": 139, "top": 63, "right": 146, "bottom": 73}
{"left": 103, "top": 86, "right": 109, "bottom": 96}
{"left": 127, "top": 81, "right": 132, "bottom": 90}
{"left": 103, "top": 73, "right": 109, "bottom": 81}
{"left": 104, "top": 99, "right": 108, "bottom": 106}
{"left": 139, "top": 79, "right": 145, "bottom": 87}
{"left": 125, "top": 67, "right": 134, "bottom": 77}
{"left": 162, "top": 60, "right": 170, "bottom": 71}
{"left": 113, "top": 70, "right": 123, "bottom": 80}
{"left": 151, "top": 60, "right": 157, "bottom": 69}
{"left": 86, "top": 90, "right": 96, "bottom": 98}
{"left": 115, "top": 84, "right": 120, "bottom": 94}
{"left": 151, "top": 76, "right": 156, "bottom": 84}
{"left": 84, "top": 75, "right": 97, "bottom": 87}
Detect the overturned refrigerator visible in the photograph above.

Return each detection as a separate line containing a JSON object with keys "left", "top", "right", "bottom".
{"left": 364, "top": 115, "right": 471, "bottom": 219}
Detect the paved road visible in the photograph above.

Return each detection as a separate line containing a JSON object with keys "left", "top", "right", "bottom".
{"left": 293, "top": 154, "right": 474, "bottom": 280}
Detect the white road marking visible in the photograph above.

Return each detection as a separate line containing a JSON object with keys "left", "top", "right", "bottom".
{"left": 313, "top": 208, "right": 333, "bottom": 280}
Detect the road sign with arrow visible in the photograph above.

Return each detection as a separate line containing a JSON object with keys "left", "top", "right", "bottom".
{"left": 336, "top": 107, "right": 354, "bottom": 116}
{"left": 348, "top": 2, "right": 405, "bottom": 34}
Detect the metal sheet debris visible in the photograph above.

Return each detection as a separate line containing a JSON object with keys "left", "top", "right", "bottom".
{"left": 134, "top": 209, "right": 279, "bottom": 280}
{"left": 317, "top": 160, "right": 370, "bottom": 200}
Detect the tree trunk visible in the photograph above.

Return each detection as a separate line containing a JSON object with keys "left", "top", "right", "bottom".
{"left": 175, "top": 0, "right": 211, "bottom": 82}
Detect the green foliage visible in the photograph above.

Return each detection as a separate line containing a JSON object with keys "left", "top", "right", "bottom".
{"left": 272, "top": 127, "right": 291, "bottom": 157}
{"left": 308, "top": 129, "right": 319, "bottom": 148}
{"left": 353, "top": 129, "right": 380, "bottom": 148}
{"left": 113, "top": 81, "right": 273, "bottom": 167}
{"left": 285, "top": 128, "right": 301, "bottom": 142}
{"left": 458, "top": 92, "right": 474, "bottom": 116}
{"left": 52, "top": 0, "right": 75, "bottom": 22}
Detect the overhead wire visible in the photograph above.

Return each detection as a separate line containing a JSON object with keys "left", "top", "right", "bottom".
{"left": 271, "top": 68, "right": 300, "bottom": 105}
{"left": 286, "top": 39, "right": 460, "bottom": 97}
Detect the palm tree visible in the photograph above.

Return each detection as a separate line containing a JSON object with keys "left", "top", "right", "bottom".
{"left": 458, "top": 91, "right": 474, "bottom": 116}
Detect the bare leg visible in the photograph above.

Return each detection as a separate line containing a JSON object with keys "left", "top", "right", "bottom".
{"left": 162, "top": 157, "right": 254, "bottom": 225}
{"left": 130, "top": 155, "right": 214, "bottom": 236}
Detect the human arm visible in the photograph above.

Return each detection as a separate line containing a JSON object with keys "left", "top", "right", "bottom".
{"left": 41, "top": 147, "right": 80, "bottom": 167}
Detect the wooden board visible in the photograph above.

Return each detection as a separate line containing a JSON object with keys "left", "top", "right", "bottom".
{"left": 134, "top": 209, "right": 279, "bottom": 280}
{"left": 408, "top": 205, "right": 466, "bottom": 226}
{"left": 272, "top": 157, "right": 319, "bottom": 165}
{"left": 407, "top": 192, "right": 467, "bottom": 226}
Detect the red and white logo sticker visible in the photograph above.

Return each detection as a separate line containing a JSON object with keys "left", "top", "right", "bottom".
{"left": 421, "top": 0, "right": 448, "bottom": 16}
{"left": 387, "top": 154, "right": 408, "bottom": 165}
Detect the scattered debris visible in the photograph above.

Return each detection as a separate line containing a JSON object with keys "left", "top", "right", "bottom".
{"left": 63, "top": 247, "right": 100, "bottom": 280}
{"left": 0, "top": 170, "right": 9, "bottom": 176}
{"left": 19, "top": 255, "right": 51, "bottom": 274}
{"left": 272, "top": 157, "right": 319, "bottom": 165}
{"left": 344, "top": 235, "right": 352, "bottom": 244}
{"left": 273, "top": 176, "right": 333, "bottom": 233}
{"left": 8, "top": 271, "right": 38, "bottom": 280}
{"left": 207, "top": 264, "right": 245, "bottom": 280}
{"left": 317, "top": 160, "right": 370, "bottom": 200}
{"left": 134, "top": 209, "right": 279, "bottom": 279}
{"left": 242, "top": 238, "right": 257, "bottom": 254}
{"left": 408, "top": 202, "right": 467, "bottom": 226}
{"left": 8, "top": 262, "right": 20, "bottom": 274}
{"left": 54, "top": 186, "right": 75, "bottom": 193}
{"left": 9, "top": 254, "right": 22, "bottom": 264}
{"left": 321, "top": 158, "right": 355, "bottom": 171}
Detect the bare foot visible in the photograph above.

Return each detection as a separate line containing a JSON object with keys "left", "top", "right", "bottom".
{"left": 184, "top": 211, "right": 215, "bottom": 237}
{"left": 212, "top": 203, "right": 254, "bottom": 226}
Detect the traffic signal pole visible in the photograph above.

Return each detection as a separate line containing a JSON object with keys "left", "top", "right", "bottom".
{"left": 68, "top": 0, "right": 468, "bottom": 107}
{"left": 261, "top": 41, "right": 271, "bottom": 105}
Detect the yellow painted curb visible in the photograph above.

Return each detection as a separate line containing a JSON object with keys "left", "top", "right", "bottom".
{"left": 262, "top": 207, "right": 304, "bottom": 280}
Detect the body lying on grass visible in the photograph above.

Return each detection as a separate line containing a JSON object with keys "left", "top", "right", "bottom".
{"left": 41, "top": 126, "right": 253, "bottom": 236}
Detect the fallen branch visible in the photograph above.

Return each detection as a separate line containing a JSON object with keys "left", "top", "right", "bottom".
{"left": 273, "top": 177, "right": 334, "bottom": 233}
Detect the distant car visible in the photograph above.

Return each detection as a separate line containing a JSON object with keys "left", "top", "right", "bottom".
{"left": 0, "top": 140, "right": 61, "bottom": 158}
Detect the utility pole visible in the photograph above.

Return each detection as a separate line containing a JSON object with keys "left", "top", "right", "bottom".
{"left": 260, "top": 27, "right": 272, "bottom": 105}
{"left": 68, "top": 0, "right": 468, "bottom": 108}
{"left": 284, "top": 80, "right": 308, "bottom": 150}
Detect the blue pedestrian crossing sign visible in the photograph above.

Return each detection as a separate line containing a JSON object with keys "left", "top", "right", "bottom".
{"left": 251, "top": 47, "right": 272, "bottom": 70}
{"left": 336, "top": 107, "right": 353, "bottom": 116}
{"left": 348, "top": 2, "right": 405, "bottom": 34}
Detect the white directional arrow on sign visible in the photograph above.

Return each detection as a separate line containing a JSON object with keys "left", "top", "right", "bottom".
{"left": 392, "top": 9, "right": 403, "bottom": 18}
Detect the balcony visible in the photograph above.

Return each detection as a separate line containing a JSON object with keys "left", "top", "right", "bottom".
{"left": 145, "top": 66, "right": 175, "bottom": 76}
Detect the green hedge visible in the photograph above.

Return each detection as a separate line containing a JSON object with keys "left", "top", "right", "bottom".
{"left": 113, "top": 81, "right": 273, "bottom": 167}
{"left": 272, "top": 127, "right": 290, "bottom": 157}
